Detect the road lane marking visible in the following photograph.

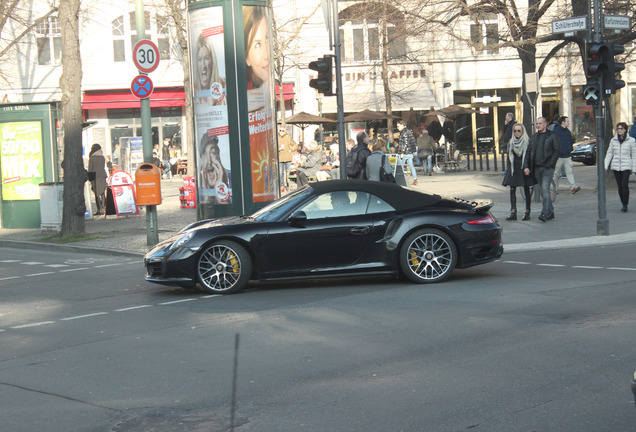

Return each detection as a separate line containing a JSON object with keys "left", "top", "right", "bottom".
{"left": 502, "top": 261, "right": 531, "bottom": 265}
{"left": 60, "top": 312, "right": 109, "bottom": 321}
{"left": 115, "top": 305, "right": 153, "bottom": 312}
{"left": 158, "top": 298, "right": 198, "bottom": 305}
{"left": 0, "top": 260, "right": 20, "bottom": 263}
{"left": 572, "top": 265, "right": 603, "bottom": 269}
{"left": 11, "top": 321, "right": 55, "bottom": 329}
{"left": 606, "top": 267, "right": 636, "bottom": 271}
{"left": 20, "top": 262, "right": 44, "bottom": 265}
{"left": 60, "top": 267, "right": 90, "bottom": 272}
{"left": 26, "top": 272, "right": 55, "bottom": 277}
{"left": 94, "top": 263, "right": 124, "bottom": 268}
{"left": 536, "top": 264, "right": 567, "bottom": 267}
{"left": 0, "top": 276, "right": 20, "bottom": 281}
{"left": 44, "top": 264, "right": 69, "bottom": 268}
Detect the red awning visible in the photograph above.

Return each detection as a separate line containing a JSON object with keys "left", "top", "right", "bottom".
{"left": 82, "top": 88, "right": 185, "bottom": 110}
{"left": 275, "top": 83, "right": 295, "bottom": 102}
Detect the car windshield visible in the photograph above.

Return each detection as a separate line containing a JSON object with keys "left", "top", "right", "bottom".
{"left": 251, "top": 187, "right": 314, "bottom": 222}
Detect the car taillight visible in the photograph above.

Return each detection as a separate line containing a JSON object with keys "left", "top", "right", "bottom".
{"left": 466, "top": 215, "right": 496, "bottom": 225}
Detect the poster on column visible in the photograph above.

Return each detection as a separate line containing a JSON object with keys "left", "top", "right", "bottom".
{"left": 190, "top": 7, "right": 232, "bottom": 205}
{"left": 0, "top": 121, "right": 44, "bottom": 200}
{"left": 243, "top": 5, "right": 277, "bottom": 202}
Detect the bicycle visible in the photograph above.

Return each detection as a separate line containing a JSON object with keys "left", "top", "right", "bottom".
{"left": 438, "top": 141, "right": 468, "bottom": 171}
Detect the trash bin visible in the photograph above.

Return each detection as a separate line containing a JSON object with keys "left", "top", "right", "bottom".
{"left": 135, "top": 163, "right": 162, "bottom": 206}
{"left": 39, "top": 182, "right": 64, "bottom": 231}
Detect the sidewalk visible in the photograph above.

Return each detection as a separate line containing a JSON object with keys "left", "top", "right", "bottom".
{"left": 1, "top": 164, "right": 635, "bottom": 257}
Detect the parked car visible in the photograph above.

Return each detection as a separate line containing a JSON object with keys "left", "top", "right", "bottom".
{"left": 455, "top": 126, "right": 495, "bottom": 153}
{"left": 570, "top": 138, "right": 596, "bottom": 165}
{"left": 145, "top": 180, "right": 503, "bottom": 294}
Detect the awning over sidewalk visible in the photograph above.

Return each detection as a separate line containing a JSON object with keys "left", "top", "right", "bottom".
{"left": 82, "top": 88, "right": 185, "bottom": 110}
{"left": 275, "top": 83, "right": 295, "bottom": 102}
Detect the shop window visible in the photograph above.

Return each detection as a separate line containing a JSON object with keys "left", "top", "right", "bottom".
{"left": 36, "top": 16, "right": 62, "bottom": 65}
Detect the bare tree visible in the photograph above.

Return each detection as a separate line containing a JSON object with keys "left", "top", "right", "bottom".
{"left": 0, "top": 0, "right": 58, "bottom": 86}
{"left": 59, "top": 0, "right": 85, "bottom": 235}
{"left": 272, "top": 3, "right": 320, "bottom": 127}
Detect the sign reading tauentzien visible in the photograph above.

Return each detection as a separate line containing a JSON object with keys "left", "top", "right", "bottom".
{"left": 552, "top": 16, "right": 587, "bottom": 34}
{"left": 0, "top": 121, "right": 44, "bottom": 200}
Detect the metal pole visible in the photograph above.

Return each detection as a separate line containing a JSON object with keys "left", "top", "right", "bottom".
{"left": 135, "top": 0, "right": 159, "bottom": 245}
{"left": 331, "top": 0, "right": 347, "bottom": 180}
{"left": 591, "top": 0, "right": 609, "bottom": 235}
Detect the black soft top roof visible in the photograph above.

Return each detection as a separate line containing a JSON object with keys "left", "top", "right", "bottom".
{"left": 309, "top": 180, "right": 443, "bottom": 212}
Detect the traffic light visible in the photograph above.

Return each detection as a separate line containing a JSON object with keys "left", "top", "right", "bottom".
{"left": 583, "top": 42, "right": 610, "bottom": 104}
{"left": 308, "top": 55, "right": 334, "bottom": 96}
{"left": 605, "top": 44, "right": 625, "bottom": 94}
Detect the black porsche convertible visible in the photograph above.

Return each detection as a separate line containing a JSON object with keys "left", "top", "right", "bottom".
{"left": 145, "top": 180, "right": 503, "bottom": 294}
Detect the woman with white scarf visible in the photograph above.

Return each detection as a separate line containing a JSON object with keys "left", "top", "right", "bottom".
{"left": 502, "top": 124, "right": 537, "bottom": 221}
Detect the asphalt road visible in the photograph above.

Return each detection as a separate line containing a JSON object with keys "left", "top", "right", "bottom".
{"left": 1, "top": 246, "right": 636, "bottom": 432}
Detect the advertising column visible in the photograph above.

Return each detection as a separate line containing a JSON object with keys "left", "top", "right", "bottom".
{"left": 188, "top": 0, "right": 277, "bottom": 219}
{"left": 0, "top": 103, "right": 58, "bottom": 229}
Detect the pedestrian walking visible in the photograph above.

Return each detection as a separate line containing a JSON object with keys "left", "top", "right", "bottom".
{"left": 552, "top": 116, "right": 580, "bottom": 194}
{"left": 523, "top": 117, "right": 560, "bottom": 222}
{"left": 396, "top": 120, "right": 418, "bottom": 186}
{"left": 502, "top": 124, "right": 536, "bottom": 220}
{"left": 604, "top": 122, "right": 636, "bottom": 212}
{"left": 88, "top": 143, "right": 108, "bottom": 215}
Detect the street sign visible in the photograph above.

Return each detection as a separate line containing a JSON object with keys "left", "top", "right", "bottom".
{"left": 604, "top": 15, "right": 630, "bottom": 31}
{"left": 131, "top": 75, "right": 154, "bottom": 99}
{"left": 133, "top": 39, "right": 160, "bottom": 74}
{"left": 552, "top": 16, "right": 587, "bottom": 35}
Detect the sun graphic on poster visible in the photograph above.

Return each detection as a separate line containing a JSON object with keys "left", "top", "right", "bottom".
{"left": 252, "top": 149, "right": 270, "bottom": 181}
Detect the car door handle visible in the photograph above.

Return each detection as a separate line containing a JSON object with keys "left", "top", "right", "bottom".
{"left": 350, "top": 226, "right": 371, "bottom": 235}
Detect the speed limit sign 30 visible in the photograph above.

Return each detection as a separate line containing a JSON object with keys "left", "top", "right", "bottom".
{"left": 133, "top": 39, "right": 160, "bottom": 74}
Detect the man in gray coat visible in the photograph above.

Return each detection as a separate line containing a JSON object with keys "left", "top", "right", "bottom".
{"left": 523, "top": 117, "right": 561, "bottom": 222}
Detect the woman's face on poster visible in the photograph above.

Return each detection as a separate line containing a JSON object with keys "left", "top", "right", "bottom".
{"left": 198, "top": 44, "right": 213, "bottom": 89}
{"left": 246, "top": 17, "right": 269, "bottom": 85}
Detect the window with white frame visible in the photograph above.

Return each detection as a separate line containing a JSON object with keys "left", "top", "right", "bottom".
{"left": 36, "top": 16, "right": 62, "bottom": 65}
{"left": 111, "top": 11, "right": 170, "bottom": 63}
{"left": 339, "top": 4, "right": 405, "bottom": 64}
{"left": 469, "top": 18, "right": 499, "bottom": 55}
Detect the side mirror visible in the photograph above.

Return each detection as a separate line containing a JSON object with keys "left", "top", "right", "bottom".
{"left": 288, "top": 210, "right": 307, "bottom": 225}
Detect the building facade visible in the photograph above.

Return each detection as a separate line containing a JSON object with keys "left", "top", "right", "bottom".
{"left": 1, "top": 0, "right": 634, "bottom": 160}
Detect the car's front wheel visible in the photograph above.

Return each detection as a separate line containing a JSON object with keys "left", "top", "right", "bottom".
{"left": 196, "top": 240, "right": 251, "bottom": 294}
{"left": 399, "top": 228, "right": 457, "bottom": 283}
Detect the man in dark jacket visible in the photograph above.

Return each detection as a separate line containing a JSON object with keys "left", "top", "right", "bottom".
{"left": 523, "top": 117, "right": 561, "bottom": 222}
{"left": 397, "top": 120, "right": 418, "bottom": 186}
{"left": 552, "top": 116, "right": 580, "bottom": 195}
{"left": 347, "top": 131, "right": 372, "bottom": 180}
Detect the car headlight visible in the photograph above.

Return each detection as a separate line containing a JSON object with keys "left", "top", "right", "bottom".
{"left": 169, "top": 232, "right": 194, "bottom": 250}
{"left": 576, "top": 144, "right": 592, "bottom": 151}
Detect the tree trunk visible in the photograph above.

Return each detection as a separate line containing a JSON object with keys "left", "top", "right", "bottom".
{"left": 59, "top": 0, "right": 85, "bottom": 236}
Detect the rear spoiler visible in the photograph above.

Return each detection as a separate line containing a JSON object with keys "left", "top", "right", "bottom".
{"left": 472, "top": 199, "right": 494, "bottom": 215}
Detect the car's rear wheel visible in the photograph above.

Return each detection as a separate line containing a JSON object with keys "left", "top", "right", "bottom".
{"left": 196, "top": 240, "right": 251, "bottom": 294}
{"left": 399, "top": 228, "right": 457, "bottom": 283}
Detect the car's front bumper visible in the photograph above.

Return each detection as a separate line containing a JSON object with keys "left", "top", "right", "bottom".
{"left": 144, "top": 245, "right": 199, "bottom": 288}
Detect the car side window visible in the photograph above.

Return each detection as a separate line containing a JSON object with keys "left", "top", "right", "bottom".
{"left": 298, "top": 191, "right": 394, "bottom": 219}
